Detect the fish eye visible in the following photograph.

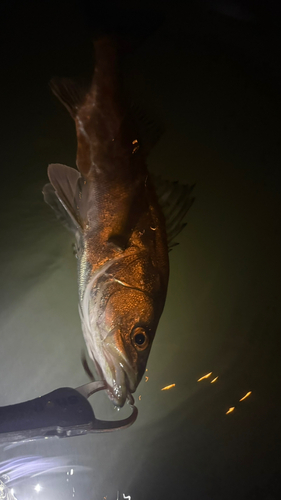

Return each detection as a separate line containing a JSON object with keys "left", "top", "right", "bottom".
{"left": 131, "top": 327, "right": 149, "bottom": 351}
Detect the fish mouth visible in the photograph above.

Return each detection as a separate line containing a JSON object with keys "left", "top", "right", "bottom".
{"left": 93, "top": 338, "right": 137, "bottom": 408}
{"left": 79, "top": 276, "right": 137, "bottom": 407}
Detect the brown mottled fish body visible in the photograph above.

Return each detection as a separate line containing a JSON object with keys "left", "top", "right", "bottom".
{"left": 43, "top": 39, "right": 170, "bottom": 406}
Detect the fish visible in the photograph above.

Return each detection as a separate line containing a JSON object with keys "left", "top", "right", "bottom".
{"left": 43, "top": 37, "right": 194, "bottom": 407}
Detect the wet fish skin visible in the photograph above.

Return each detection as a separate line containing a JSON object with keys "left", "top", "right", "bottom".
{"left": 43, "top": 38, "right": 169, "bottom": 407}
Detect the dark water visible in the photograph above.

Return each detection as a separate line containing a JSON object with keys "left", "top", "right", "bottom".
{"left": 0, "top": 1, "right": 280, "bottom": 499}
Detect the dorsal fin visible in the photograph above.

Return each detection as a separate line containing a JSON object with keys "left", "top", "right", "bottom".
{"left": 151, "top": 174, "right": 195, "bottom": 249}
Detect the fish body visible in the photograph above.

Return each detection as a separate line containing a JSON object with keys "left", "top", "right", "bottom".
{"left": 43, "top": 38, "right": 193, "bottom": 406}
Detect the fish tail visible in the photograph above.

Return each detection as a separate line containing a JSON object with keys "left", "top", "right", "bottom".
{"left": 93, "top": 37, "right": 118, "bottom": 77}
{"left": 49, "top": 36, "right": 119, "bottom": 121}
{"left": 49, "top": 77, "right": 87, "bottom": 120}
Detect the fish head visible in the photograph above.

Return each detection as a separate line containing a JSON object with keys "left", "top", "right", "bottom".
{"left": 83, "top": 277, "right": 164, "bottom": 407}
{"left": 103, "top": 286, "right": 157, "bottom": 406}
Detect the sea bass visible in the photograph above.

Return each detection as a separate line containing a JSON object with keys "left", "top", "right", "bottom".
{"left": 43, "top": 38, "right": 193, "bottom": 407}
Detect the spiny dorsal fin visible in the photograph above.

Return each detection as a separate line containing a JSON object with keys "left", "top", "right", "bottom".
{"left": 151, "top": 174, "right": 195, "bottom": 249}
{"left": 50, "top": 78, "right": 88, "bottom": 119}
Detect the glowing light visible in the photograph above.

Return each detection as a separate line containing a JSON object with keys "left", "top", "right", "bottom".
{"left": 123, "top": 495, "right": 131, "bottom": 500}
{"left": 210, "top": 376, "right": 218, "bottom": 383}
{"left": 132, "top": 139, "right": 139, "bottom": 153}
{"left": 145, "top": 376, "right": 149, "bottom": 382}
{"left": 161, "top": 383, "right": 176, "bottom": 391}
{"left": 138, "top": 395, "right": 142, "bottom": 400}
{"left": 239, "top": 391, "right": 251, "bottom": 402}
{"left": 146, "top": 369, "right": 148, "bottom": 371}
{"left": 70, "top": 469, "right": 74, "bottom": 475}
{"left": 150, "top": 226, "right": 156, "bottom": 230}
{"left": 197, "top": 372, "right": 212, "bottom": 381}
{"left": 226, "top": 407, "right": 235, "bottom": 414}
{"left": 34, "top": 484, "right": 42, "bottom": 493}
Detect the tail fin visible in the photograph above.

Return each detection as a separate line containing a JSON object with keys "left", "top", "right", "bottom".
{"left": 49, "top": 38, "right": 119, "bottom": 121}
{"left": 49, "top": 77, "right": 88, "bottom": 120}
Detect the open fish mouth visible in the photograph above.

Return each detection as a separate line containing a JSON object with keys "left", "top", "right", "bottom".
{"left": 104, "top": 348, "right": 137, "bottom": 407}
{"left": 92, "top": 343, "right": 137, "bottom": 408}
{"left": 106, "top": 363, "right": 131, "bottom": 407}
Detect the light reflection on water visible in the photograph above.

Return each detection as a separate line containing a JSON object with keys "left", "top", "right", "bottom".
{"left": 0, "top": 456, "right": 91, "bottom": 500}
{"left": 0, "top": 456, "right": 133, "bottom": 500}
